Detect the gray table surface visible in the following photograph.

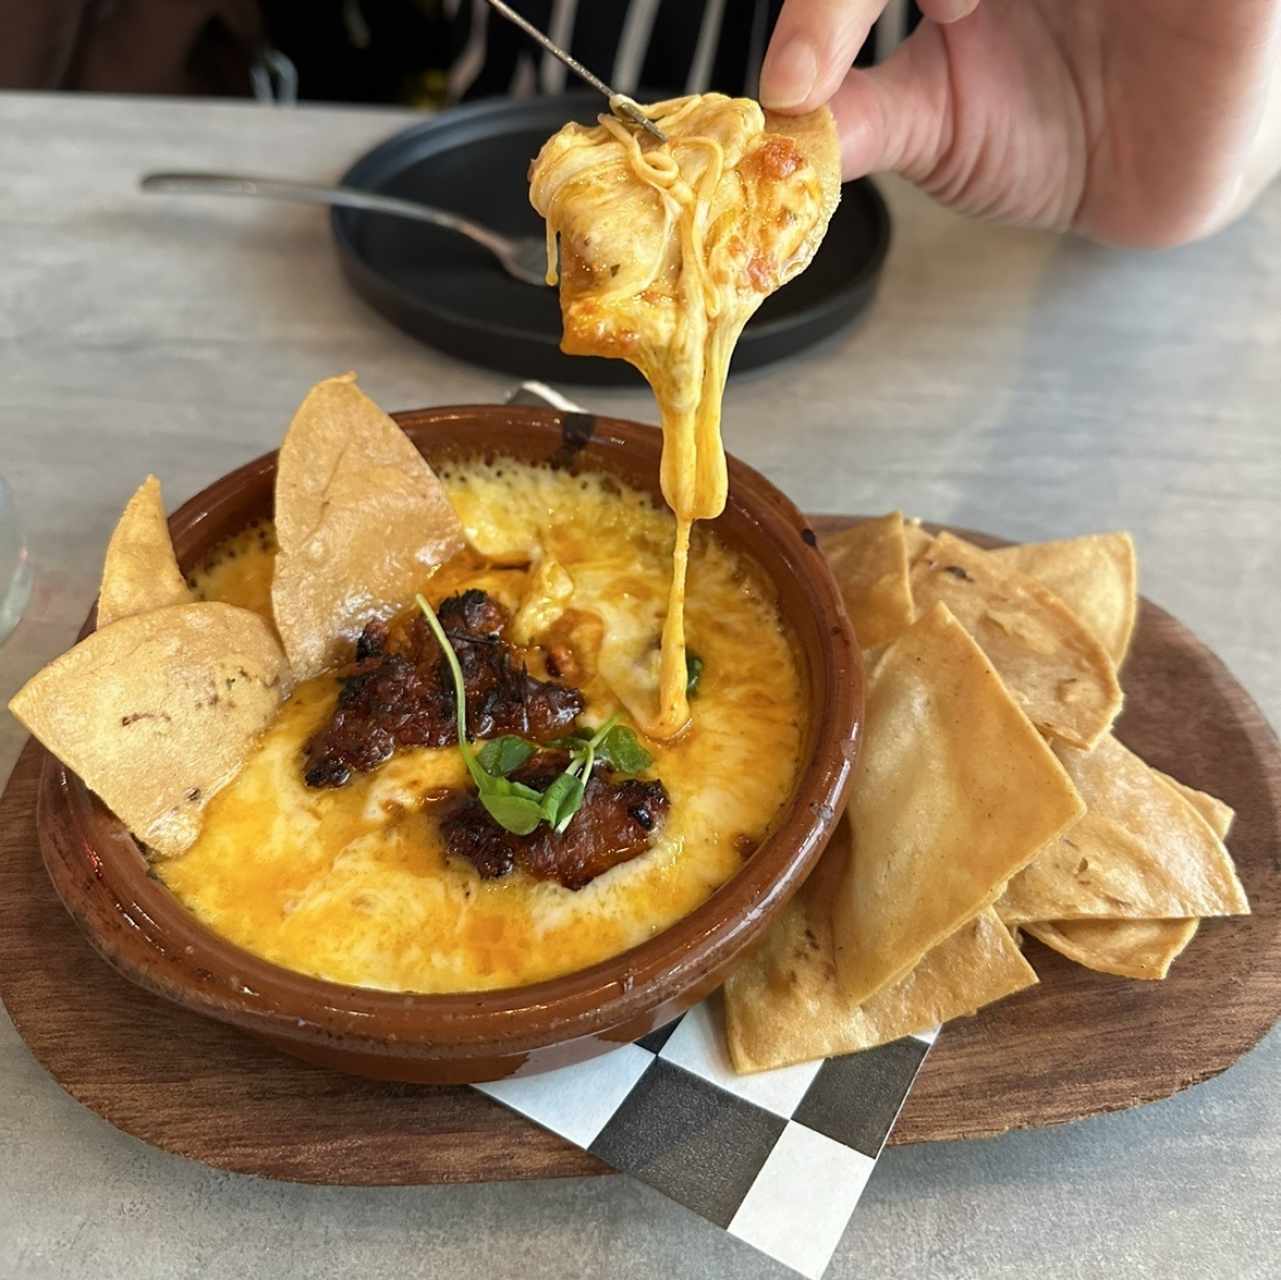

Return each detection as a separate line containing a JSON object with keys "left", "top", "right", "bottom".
{"left": 1, "top": 91, "right": 1278, "bottom": 1280}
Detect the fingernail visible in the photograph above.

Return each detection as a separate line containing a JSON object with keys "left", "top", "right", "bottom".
{"left": 760, "top": 38, "right": 818, "bottom": 110}
{"left": 931, "top": 0, "right": 980, "bottom": 21}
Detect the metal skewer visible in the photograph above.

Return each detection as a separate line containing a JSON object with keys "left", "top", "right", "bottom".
{"left": 483, "top": 0, "right": 668, "bottom": 143}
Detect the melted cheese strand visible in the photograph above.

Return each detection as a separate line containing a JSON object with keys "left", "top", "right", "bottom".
{"left": 593, "top": 113, "right": 732, "bottom": 736}
{"left": 535, "top": 107, "right": 731, "bottom": 737}
{"left": 658, "top": 514, "right": 694, "bottom": 733}
{"left": 531, "top": 94, "right": 823, "bottom": 740}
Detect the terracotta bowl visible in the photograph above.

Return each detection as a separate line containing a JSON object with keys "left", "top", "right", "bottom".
{"left": 36, "top": 405, "right": 862, "bottom": 1084}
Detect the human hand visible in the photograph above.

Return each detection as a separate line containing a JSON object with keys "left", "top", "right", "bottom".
{"left": 760, "top": 0, "right": 1281, "bottom": 246}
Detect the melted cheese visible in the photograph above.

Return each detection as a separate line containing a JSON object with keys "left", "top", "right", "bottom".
{"left": 191, "top": 517, "right": 277, "bottom": 618}
{"left": 165, "top": 459, "right": 804, "bottom": 993}
{"left": 530, "top": 93, "right": 828, "bottom": 739}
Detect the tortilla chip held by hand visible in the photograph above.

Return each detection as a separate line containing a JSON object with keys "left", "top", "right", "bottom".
{"left": 997, "top": 735, "right": 1250, "bottom": 923}
{"left": 760, "top": 106, "right": 843, "bottom": 274}
{"left": 10, "top": 602, "right": 291, "bottom": 857}
{"left": 271, "top": 373, "right": 466, "bottom": 680}
{"left": 832, "top": 602, "right": 1084, "bottom": 1006}
{"left": 909, "top": 532, "right": 1122, "bottom": 750}
{"left": 97, "top": 475, "right": 194, "bottom": 628}
{"left": 987, "top": 531, "right": 1137, "bottom": 666}
{"left": 725, "top": 816, "right": 1037, "bottom": 1073}
{"left": 822, "top": 513, "right": 914, "bottom": 650}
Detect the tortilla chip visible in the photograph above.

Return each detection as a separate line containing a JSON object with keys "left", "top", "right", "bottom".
{"left": 998, "top": 734, "right": 1250, "bottom": 923}
{"left": 725, "top": 817, "right": 1037, "bottom": 1072}
{"left": 902, "top": 518, "right": 933, "bottom": 562}
{"left": 832, "top": 603, "right": 1084, "bottom": 1005}
{"left": 1157, "top": 772, "right": 1235, "bottom": 839}
{"left": 909, "top": 531, "right": 1122, "bottom": 749}
{"left": 1023, "top": 771, "right": 1234, "bottom": 979}
{"left": 9, "top": 602, "right": 290, "bottom": 857}
{"left": 762, "top": 107, "right": 842, "bottom": 278}
{"left": 987, "top": 532, "right": 1137, "bottom": 665}
{"left": 1024, "top": 918, "right": 1197, "bottom": 981}
{"left": 270, "top": 374, "right": 466, "bottom": 680}
{"left": 97, "top": 475, "right": 194, "bottom": 628}
{"left": 821, "top": 513, "right": 914, "bottom": 649}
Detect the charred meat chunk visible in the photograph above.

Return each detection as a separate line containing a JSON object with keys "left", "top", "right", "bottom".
{"left": 436, "top": 588, "right": 506, "bottom": 640}
{"left": 303, "top": 591, "right": 583, "bottom": 788}
{"left": 520, "top": 773, "right": 669, "bottom": 889}
{"left": 441, "top": 753, "right": 670, "bottom": 891}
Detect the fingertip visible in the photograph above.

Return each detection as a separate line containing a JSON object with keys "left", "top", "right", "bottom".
{"left": 760, "top": 1, "right": 886, "bottom": 115}
{"left": 759, "top": 37, "right": 819, "bottom": 112}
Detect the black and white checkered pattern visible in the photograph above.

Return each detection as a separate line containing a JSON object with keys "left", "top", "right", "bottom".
{"left": 479, "top": 1002, "right": 936, "bottom": 1279}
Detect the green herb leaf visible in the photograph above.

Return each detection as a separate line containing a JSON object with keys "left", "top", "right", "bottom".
{"left": 553, "top": 778, "right": 588, "bottom": 833}
{"left": 479, "top": 791, "right": 543, "bottom": 836}
{"left": 594, "top": 724, "right": 652, "bottom": 774}
{"left": 584, "top": 712, "right": 619, "bottom": 748}
{"left": 540, "top": 770, "right": 585, "bottom": 829}
{"left": 554, "top": 739, "right": 597, "bottom": 833}
{"left": 547, "top": 728, "right": 593, "bottom": 752}
{"left": 477, "top": 735, "right": 535, "bottom": 777}
{"left": 686, "top": 652, "right": 704, "bottom": 697}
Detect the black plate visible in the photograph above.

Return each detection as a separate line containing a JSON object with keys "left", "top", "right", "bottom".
{"left": 334, "top": 93, "right": 891, "bottom": 386}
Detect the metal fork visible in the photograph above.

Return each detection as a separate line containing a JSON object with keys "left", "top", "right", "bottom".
{"left": 139, "top": 172, "right": 550, "bottom": 287}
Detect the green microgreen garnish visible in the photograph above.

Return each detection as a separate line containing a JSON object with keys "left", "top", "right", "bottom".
{"left": 476, "top": 735, "right": 536, "bottom": 777}
{"left": 416, "top": 594, "right": 652, "bottom": 839}
{"left": 416, "top": 594, "right": 543, "bottom": 835}
{"left": 548, "top": 719, "right": 652, "bottom": 777}
{"left": 594, "top": 721, "right": 653, "bottom": 773}
{"left": 540, "top": 768, "right": 586, "bottom": 832}
{"left": 685, "top": 651, "right": 704, "bottom": 697}
{"left": 543, "top": 712, "right": 611, "bottom": 833}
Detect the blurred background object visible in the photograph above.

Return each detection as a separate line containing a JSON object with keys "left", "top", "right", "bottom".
{"left": 0, "top": 477, "right": 31, "bottom": 647}
{"left": 0, "top": 0, "right": 265, "bottom": 96}
{"left": 0, "top": 0, "right": 909, "bottom": 105}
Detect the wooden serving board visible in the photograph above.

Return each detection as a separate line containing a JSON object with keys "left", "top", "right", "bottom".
{"left": 2, "top": 515, "right": 1279, "bottom": 1182}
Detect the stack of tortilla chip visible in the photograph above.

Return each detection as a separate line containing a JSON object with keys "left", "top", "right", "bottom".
{"left": 725, "top": 516, "right": 1250, "bottom": 1074}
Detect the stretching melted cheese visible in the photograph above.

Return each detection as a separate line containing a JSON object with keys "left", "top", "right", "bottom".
{"left": 530, "top": 94, "right": 838, "bottom": 738}
{"left": 166, "top": 459, "right": 805, "bottom": 993}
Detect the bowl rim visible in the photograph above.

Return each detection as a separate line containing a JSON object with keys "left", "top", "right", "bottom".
{"left": 37, "top": 404, "right": 862, "bottom": 1064}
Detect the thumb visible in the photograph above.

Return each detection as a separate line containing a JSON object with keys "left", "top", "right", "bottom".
{"left": 828, "top": 37, "right": 950, "bottom": 182}
{"left": 760, "top": 0, "right": 888, "bottom": 113}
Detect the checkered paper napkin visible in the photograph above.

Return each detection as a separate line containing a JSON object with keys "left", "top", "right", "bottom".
{"left": 479, "top": 1003, "right": 936, "bottom": 1279}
